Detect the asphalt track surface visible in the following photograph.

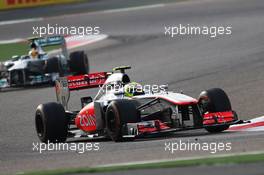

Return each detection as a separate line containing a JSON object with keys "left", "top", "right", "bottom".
{"left": 1, "top": 0, "right": 264, "bottom": 174}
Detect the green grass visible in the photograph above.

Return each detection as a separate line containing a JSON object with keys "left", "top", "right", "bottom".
{"left": 19, "top": 153, "right": 264, "bottom": 175}
{"left": 0, "top": 42, "right": 59, "bottom": 62}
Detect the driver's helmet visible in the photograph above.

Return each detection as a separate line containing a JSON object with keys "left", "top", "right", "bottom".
{"left": 124, "top": 82, "right": 145, "bottom": 97}
{"left": 30, "top": 42, "right": 37, "bottom": 49}
{"left": 29, "top": 49, "right": 38, "bottom": 59}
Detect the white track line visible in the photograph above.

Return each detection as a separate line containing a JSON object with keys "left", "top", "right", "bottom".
{"left": 0, "top": 38, "right": 25, "bottom": 44}
{"left": 0, "top": 17, "right": 43, "bottom": 26}
{"left": 66, "top": 35, "right": 108, "bottom": 49}
{"left": 102, "top": 4, "right": 165, "bottom": 14}
{"left": 248, "top": 116, "right": 264, "bottom": 123}
{"left": 229, "top": 116, "right": 264, "bottom": 131}
{"left": 243, "top": 126, "right": 264, "bottom": 131}
{"left": 0, "top": 4, "right": 165, "bottom": 27}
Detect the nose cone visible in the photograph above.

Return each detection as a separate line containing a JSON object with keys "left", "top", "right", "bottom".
{"left": 75, "top": 102, "right": 97, "bottom": 132}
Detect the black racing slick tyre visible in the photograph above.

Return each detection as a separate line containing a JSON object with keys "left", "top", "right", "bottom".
{"left": 35, "top": 102, "right": 68, "bottom": 143}
{"left": 199, "top": 88, "right": 231, "bottom": 133}
{"left": 10, "top": 70, "right": 25, "bottom": 86}
{"left": 45, "top": 57, "right": 60, "bottom": 73}
{"left": 69, "top": 51, "right": 89, "bottom": 75}
{"left": 105, "top": 99, "right": 141, "bottom": 142}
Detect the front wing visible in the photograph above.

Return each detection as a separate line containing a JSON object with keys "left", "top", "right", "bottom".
{"left": 122, "top": 111, "right": 245, "bottom": 138}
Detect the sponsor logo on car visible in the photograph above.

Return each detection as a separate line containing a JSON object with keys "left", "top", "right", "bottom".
{"left": 79, "top": 114, "right": 96, "bottom": 127}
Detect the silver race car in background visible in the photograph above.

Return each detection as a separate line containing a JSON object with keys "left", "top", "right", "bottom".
{"left": 0, "top": 35, "right": 89, "bottom": 88}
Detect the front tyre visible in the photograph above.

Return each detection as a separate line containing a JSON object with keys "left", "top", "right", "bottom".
{"left": 10, "top": 70, "right": 25, "bottom": 86}
{"left": 105, "top": 99, "right": 141, "bottom": 142}
{"left": 199, "top": 88, "right": 231, "bottom": 133}
{"left": 204, "top": 125, "right": 230, "bottom": 133}
{"left": 35, "top": 102, "right": 68, "bottom": 143}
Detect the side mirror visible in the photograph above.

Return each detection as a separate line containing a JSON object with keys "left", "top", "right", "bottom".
{"left": 81, "top": 96, "right": 93, "bottom": 108}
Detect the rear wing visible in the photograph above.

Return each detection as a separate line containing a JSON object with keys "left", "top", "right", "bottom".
{"left": 28, "top": 35, "right": 65, "bottom": 47}
{"left": 55, "top": 72, "right": 108, "bottom": 109}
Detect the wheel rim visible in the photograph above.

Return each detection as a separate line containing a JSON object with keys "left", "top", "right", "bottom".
{"left": 199, "top": 96, "right": 210, "bottom": 113}
{"left": 107, "top": 109, "right": 117, "bottom": 133}
{"left": 35, "top": 113, "right": 44, "bottom": 137}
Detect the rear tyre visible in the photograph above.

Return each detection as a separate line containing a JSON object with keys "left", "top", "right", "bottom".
{"left": 35, "top": 102, "right": 68, "bottom": 143}
{"left": 105, "top": 99, "right": 141, "bottom": 142}
{"left": 199, "top": 88, "right": 231, "bottom": 133}
{"left": 69, "top": 51, "right": 89, "bottom": 75}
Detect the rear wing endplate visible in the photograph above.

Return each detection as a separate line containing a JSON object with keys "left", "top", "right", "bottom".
{"left": 55, "top": 72, "right": 108, "bottom": 109}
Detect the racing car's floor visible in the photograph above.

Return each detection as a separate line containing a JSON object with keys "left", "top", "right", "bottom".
{"left": 1, "top": 0, "right": 264, "bottom": 174}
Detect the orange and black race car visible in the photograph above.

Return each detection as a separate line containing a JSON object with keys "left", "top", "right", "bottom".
{"left": 35, "top": 66, "right": 246, "bottom": 143}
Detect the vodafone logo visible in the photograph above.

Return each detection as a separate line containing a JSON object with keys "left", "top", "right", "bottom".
{"left": 69, "top": 81, "right": 88, "bottom": 87}
{"left": 79, "top": 114, "right": 96, "bottom": 127}
{"left": 7, "top": 0, "right": 41, "bottom": 6}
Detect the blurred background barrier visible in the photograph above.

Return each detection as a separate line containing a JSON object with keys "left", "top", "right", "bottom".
{"left": 0, "top": 0, "right": 84, "bottom": 10}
